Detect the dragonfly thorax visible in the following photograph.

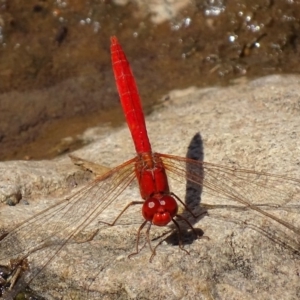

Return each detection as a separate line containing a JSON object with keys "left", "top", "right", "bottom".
{"left": 135, "top": 152, "right": 170, "bottom": 199}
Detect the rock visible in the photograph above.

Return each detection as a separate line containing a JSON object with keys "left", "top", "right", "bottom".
{"left": 1, "top": 75, "right": 300, "bottom": 299}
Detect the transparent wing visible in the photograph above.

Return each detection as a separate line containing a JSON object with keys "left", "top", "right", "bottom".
{"left": 160, "top": 153, "right": 300, "bottom": 250}
{"left": 0, "top": 157, "right": 137, "bottom": 291}
{"left": 2, "top": 152, "right": 300, "bottom": 299}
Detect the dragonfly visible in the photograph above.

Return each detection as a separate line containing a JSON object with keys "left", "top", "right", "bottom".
{"left": 1, "top": 36, "right": 300, "bottom": 299}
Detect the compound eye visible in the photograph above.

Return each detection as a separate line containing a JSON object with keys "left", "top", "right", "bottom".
{"left": 142, "top": 195, "right": 178, "bottom": 226}
{"left": 142, "top": 198, "right": 160, "bottom": 221}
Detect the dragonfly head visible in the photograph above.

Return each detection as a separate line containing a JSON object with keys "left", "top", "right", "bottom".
{"left": 142, "top": 195, "right": 178, "bottom": 226}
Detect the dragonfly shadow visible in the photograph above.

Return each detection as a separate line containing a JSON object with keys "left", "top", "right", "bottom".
{"left": 166, "top": 133, "right": 207, "bottom": 246}
{"left": 184, "top": 132, "right": 204, "bottom": 211}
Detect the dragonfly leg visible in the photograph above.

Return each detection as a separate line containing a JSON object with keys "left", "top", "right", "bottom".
{"left": 175, "top": 214, "right": 209, "bottom": 241}
{"left": 144, "top": 222, "right": 158, "bottom": 260}
{"left": 171, "top": 192, "right": 208, "bottom": 219}
{"left": 149, "top": 239, "right": 163, "bottom": 262}
{"left": 128, "top": 220, "right": 148, "bottom": 259}
{"left": 99, "top": 201, "right": 144, "bottom": 226}
{"left": 149, "top": 218, "right": 192, "bottom": 262}
{"left": 171, "top": 218, "right": 190, "bottom": 255}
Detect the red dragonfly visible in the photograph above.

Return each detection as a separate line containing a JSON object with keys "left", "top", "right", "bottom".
{"left": 1, "top": 36, "right": 300, "bottom": 298}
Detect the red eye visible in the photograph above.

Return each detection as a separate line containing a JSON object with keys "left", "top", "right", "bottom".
{"left": 142, "top": 195, "right": 178, "bottom": 226}
{"left": 142, "top": 198, "right": 160, "bottom": 221}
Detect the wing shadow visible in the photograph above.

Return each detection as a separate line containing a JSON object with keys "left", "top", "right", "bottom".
{"left": 164, "top": 132, "right": 207, "bottom": 246}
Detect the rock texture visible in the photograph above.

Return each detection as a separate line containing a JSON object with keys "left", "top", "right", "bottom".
{"left": 1, "top": 75, "right": 300, "bottom": 299}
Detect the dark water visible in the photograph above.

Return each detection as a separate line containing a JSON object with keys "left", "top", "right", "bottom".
{"left": 1, "top": 0, "right": 300, "bottom": 160}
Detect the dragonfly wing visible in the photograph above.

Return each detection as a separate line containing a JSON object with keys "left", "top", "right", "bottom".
{"left": 160, "top": 153, "right": 300, "bottom": 250}
{"left": 0, "top": 157, "right": 137, "bottom": 294}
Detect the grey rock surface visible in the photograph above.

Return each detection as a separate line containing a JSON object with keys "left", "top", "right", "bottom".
{"left": 1, "top": 75, "right": 300, "bottom": 299}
